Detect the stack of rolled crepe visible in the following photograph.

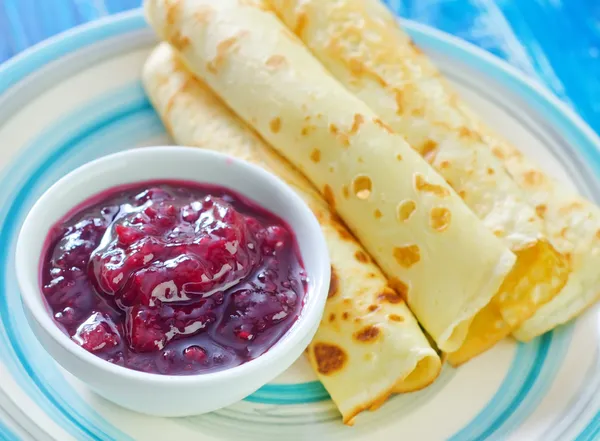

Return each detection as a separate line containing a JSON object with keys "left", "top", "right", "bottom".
{"left": 144, "top": 0, "right": 517, "bottom": 360}
{"left": 267, "top": 0, "right": 572, "bottom": 365}
{"left": 267, "top": 0, "right": 600, "bottom": 351}
{"left": 463, "top": 101, "right": 600, "bottom": 341}
{"left": 143, "top": 43, "right": 442, "bottom": 425}
{"left": 142, "top": 0, "right": 600, "bottom": 424}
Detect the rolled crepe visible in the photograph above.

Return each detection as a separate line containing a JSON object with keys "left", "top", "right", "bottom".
{"left": 268, "top": 0, "right": 570, "bottom": 363}
{"left": 142, "top": 43, "right": 442, "bottom": 424}
{"left": 144, "top": 0, "right": 516, "bottom": 353}
{"left": 459, "top": 105, "right": 600, "bottom": 341}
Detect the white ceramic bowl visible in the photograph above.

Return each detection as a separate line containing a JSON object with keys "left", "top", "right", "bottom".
{"left": 16, "top": 146, "right": 330, "bottom": 417}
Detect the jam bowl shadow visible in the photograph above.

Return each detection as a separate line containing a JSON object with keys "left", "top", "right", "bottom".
{"left": 16, "top": 146, "right": 330, "bottom": 417}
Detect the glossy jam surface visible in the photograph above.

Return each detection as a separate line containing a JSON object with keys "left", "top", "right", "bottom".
{"left": 41, "top": 181, "right": 306, "bottom": 375}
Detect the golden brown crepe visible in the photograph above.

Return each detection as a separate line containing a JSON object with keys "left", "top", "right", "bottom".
{"left": 142, "top": 43, "right": 441, "bottom": 424}
{"left": 267, "top": 0, "right": 570, "bottom": 363}
{"left": 144, "top": 0, "right": 516, "bottom": 354}
{"left": 459, "top": 103, "right": 600, "bottom": 341}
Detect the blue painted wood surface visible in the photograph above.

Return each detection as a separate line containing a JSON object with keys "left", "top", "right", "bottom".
{"left": 1, "top": 0, "right": 598, "bottom": 133}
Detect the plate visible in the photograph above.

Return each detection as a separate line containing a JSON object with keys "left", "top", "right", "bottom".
{"left": 1, "top": 9, "right": 600, "bottom": 441}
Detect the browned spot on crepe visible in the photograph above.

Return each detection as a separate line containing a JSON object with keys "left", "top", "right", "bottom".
{"left": 338, "top": 133, "right": 351, "bottom": 147}
{"left": 354, "top": 326, "right": 380, "bottom": 342}
{"left": 310, "top": 148, "right": 321, "bottom": 163}
{"left": 294, "top": 10, "right": 308, "bottom": 37}
{"left": 279, "top": 27, "right": 298, "bottom": 43}
{"left": 397, "top": 200, "right": 416, "bottom": 222}
{"left": 323, "top": 184, "right": 335, "bottom": 208}
{"left": 458, "top": 126, "right": 471, "bottom": 137}
{"left": 368, "top": 305, "right": 378, "bottom": 312}
{"left": 523, "top": 169, "right": 545, "bottom": 187}
{"left": 394, "top": 89, "right": 403, "bottom": 114}
{"left": 536, "top": 204, "right": 547, "bottom": 219}
{"left": 421, "top": 139, "right": 438, "bottom": 162}
{"left": 342, "top": 312, "right": 350, "bottom": 320}
{"left": 430, "top": 207, "right": 452, "bottom": 232}
{"left": 348, "top": 58, "right": 364, "bottom": 76}
{"left": 206, "top": 31, "right": 247, "bottom": 74}
{"left": 378, "top": 286, "right": 403, "bottom": 304}
{"left": 374, "top": 209, "right": 382, "bottom": 219}
{"left": 352, "top": 175, "right": 372, "bottom": 199}
{"left": 388, "top": 314, "right": 404, "bottom": 322}
{"left": 389, "top": 278, "right": 409, "bottom": 300}
{"left": 313, "top": 343, "right": 347, "bottom": 375}
{"left": 332, "top": 220, "right": 353, "bottom": 240}
{"left": 393, "top": 245, "right": 421, "bottom": 268}
{"left": 354, "top": 250, "right": 369, "bottom": 263}
{"left": 168, "top": 31, "right": 190, "bottom": 51}
{"left": 343, "top": 56, "right": 387, "bottom": 87}
{"left": 414, "top": 173, "right": 450, "bottom": 197}
{"left": 492, "top": 147, "right": 505, "bottom": 160}
{"left": 349, "top": 114, "right": 364, "bottom": 135}
{"left": 328, "top": 313, "right": 336, "bottom": 322}
{"left": 396, "top": 153, "right": 403, "bottom": 161}
{"left": 269, "top": 116, "right": 282, "bottom": 133}
{"left": 328, "top": 266, "right": 339, "bottom": 298}
{"left": 302, "top": 125, "right": 316, "bottom": 136}
{"left": 458, "top": 126, "right": 483, "bottom": 142}
{"left": 373, "top": 117, "right": 394, "bottom": 134}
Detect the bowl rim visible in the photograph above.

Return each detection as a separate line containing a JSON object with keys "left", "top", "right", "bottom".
{"left": 16, "top": 146, "right": 330, "bottom": 385}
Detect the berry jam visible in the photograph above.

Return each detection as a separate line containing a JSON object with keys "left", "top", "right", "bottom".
{"left": 41, "top": 181, "right": 306, "bottom": 375}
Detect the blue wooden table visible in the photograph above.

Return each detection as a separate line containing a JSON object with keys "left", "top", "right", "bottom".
{"left": 1, "top": 0, "right": 599, "bottom": 135}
